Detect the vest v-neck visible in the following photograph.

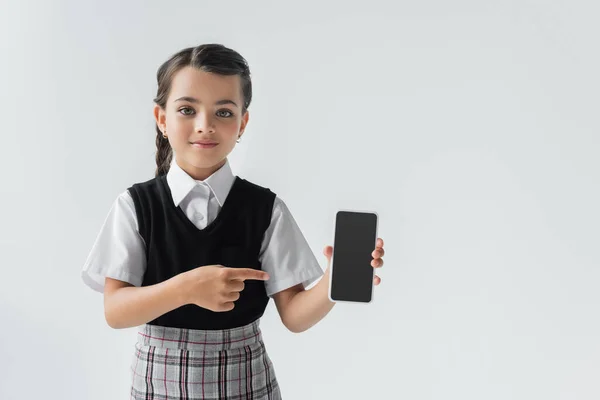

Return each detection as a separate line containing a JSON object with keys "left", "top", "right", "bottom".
{"left": 159, "top": 174, "right": 242, "bottom": 236}
{"left": 127, "top": 173, "right": 276, "bottom": 329}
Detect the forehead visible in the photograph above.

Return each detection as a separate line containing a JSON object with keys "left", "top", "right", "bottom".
{"left": 168, "top": 66, "right": 242, "bottom": 102}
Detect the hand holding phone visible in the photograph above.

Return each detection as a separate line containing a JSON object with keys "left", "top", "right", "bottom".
{"left": 328, "top": 210, "right": 379, "bottom": 303}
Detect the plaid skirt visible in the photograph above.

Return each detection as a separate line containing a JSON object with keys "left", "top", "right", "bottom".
{"left": 130, "top": 320, "right": 282, "bottom": 399}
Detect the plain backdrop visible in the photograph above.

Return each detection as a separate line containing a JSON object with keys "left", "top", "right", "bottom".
{"left": 1, "top": 0, "right": 599, "bottom": 399}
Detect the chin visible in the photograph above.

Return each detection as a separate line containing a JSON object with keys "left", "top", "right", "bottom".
{"left": 182, "top": 154, "right": 227, "bottom": 170}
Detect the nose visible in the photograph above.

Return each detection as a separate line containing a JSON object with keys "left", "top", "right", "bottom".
{"left": 195, "top": 112, "right": 216, "bottom": 133}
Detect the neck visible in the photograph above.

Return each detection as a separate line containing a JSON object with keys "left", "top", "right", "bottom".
{"left": 176, "top": 157, "right": 226, "bottom": 181}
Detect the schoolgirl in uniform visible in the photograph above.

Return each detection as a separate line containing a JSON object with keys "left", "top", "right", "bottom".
{"left": 81, "top": 43, "right": 385, "bottom": 399}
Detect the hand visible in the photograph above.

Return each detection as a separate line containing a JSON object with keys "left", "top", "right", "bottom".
{"left": 180, "top": 265, "right": 270, "bottom": 312}
{"left": 322, "top": 237, "right": 385, "bottom": 285}
{"left": 371, "top": 238, "right": 385, "bottom": 285}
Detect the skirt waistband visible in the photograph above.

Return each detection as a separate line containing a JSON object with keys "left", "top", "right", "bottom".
{"left": 137, "top": 319, "right": 263, "bottom": 352}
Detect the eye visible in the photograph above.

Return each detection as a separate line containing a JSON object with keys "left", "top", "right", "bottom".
{"left": 217, "top": 109, "right": 234, "bottom": 118}
{"left": 178, "top": 107, "right": 195, "bottom": 116}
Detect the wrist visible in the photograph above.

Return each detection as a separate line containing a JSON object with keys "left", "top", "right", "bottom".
{"left": 170, "top": 272, "right": 190, "bottom": 307}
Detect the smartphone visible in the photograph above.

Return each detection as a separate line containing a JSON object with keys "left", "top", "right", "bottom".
{"left": 328, "top": 210, "right": 379, "bottom": 303}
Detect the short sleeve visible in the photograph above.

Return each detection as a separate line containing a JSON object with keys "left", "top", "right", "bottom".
{"left": 81, "top": 190, "right": 147, "bottom": 293}
{"left": 259, "top": 197, "right": 324, "bottom": 297}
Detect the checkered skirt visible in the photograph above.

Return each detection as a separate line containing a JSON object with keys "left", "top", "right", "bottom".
{"left": 130, "top": 320, "right": 282, "bottom": 399}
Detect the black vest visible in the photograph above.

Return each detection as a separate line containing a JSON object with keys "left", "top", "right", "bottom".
{"left": 127, "top": 174, "right": 276, "bottom": 330}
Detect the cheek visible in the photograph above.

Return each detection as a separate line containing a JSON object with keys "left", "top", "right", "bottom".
{"left": 167, "top": 118, "right": 191, "bottom": 137}
{"left": 167, "top": 115, "right": 188, "bottom": 129}
{"left": 222, "top": 118, "right": 243, "bottom": 134}
{"left": 166, "top": 127, "right": 191, "bottom": 150}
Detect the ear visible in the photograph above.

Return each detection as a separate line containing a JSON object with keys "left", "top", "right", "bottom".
{"left": 153, "top": 104, "right": 167, "bottom": 132}
{"left": 238, "top": 110, "right": 250, "bottom": 138}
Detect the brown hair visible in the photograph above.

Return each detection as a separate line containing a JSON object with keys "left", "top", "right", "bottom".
{"left": 153, "top": 44, "right": 253, "bottom": 176}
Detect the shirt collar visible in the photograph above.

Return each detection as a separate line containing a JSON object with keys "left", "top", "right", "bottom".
{"left": 166, "top": 157, "right": 236, "bottom": 207}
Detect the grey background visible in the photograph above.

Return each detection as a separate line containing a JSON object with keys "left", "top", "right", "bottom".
{"left": 1, "top": 0, "right": 599, "bottom": 399}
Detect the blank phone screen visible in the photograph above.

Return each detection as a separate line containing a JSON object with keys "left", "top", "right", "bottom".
{"left": 330, "top": 211, "right": 378, "bottom": 303}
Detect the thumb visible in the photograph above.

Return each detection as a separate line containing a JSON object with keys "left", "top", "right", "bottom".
{"left": 323, "top": 245, "right": 333, "bottom": 265}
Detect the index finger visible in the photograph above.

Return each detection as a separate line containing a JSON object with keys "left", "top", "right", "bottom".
{"left": 228, "top": 268, "right": 270, "bottom": 281}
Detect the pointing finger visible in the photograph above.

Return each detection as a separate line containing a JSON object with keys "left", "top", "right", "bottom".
{"left": 229, "top": 268, "right": 270, "bottom": 281}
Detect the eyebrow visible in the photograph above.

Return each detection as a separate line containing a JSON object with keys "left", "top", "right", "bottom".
{"left": 174, "top": 96, "right": 239, "bottom": 108}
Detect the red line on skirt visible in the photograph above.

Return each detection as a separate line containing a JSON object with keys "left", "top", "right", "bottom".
{"left": 164, "top": 348, "right": 169, "bottom": 398}
{"left": 202, "top": 330, "right": 206, "bottom": 398}
{"left": 137, "top": 330, "right": 260, "bottom": 346}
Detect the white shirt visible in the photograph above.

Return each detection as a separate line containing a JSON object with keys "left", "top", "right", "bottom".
{"left": 81, "top": 158, "right": 324, "bottom": 297}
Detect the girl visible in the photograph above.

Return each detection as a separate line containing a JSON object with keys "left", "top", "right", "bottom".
{"left": 81, "top": 43, "right": 385, "bottom": 400}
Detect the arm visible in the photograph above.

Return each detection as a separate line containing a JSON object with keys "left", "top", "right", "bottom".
{"left": 103, "top": 276, "right": 187, "bottom": 329}
{"left": 263, "top": 198, "right": 335, "bottom": 333}
{"left": 104, "top": 265, "right": 269, "bottom": 329}
{"left": 273, "top": 240, "right": 385, "bottom": 333}
{"left": 273, "top": 266, "right": 334, "bottom": 333}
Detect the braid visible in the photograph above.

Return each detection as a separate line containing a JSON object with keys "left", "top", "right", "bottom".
{"left": 154, "top": 125, "right": 173, "bottom": 177}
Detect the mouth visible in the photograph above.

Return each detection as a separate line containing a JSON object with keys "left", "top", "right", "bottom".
{"left": 190, "top": 140, "right": 219, "bottom": 149}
